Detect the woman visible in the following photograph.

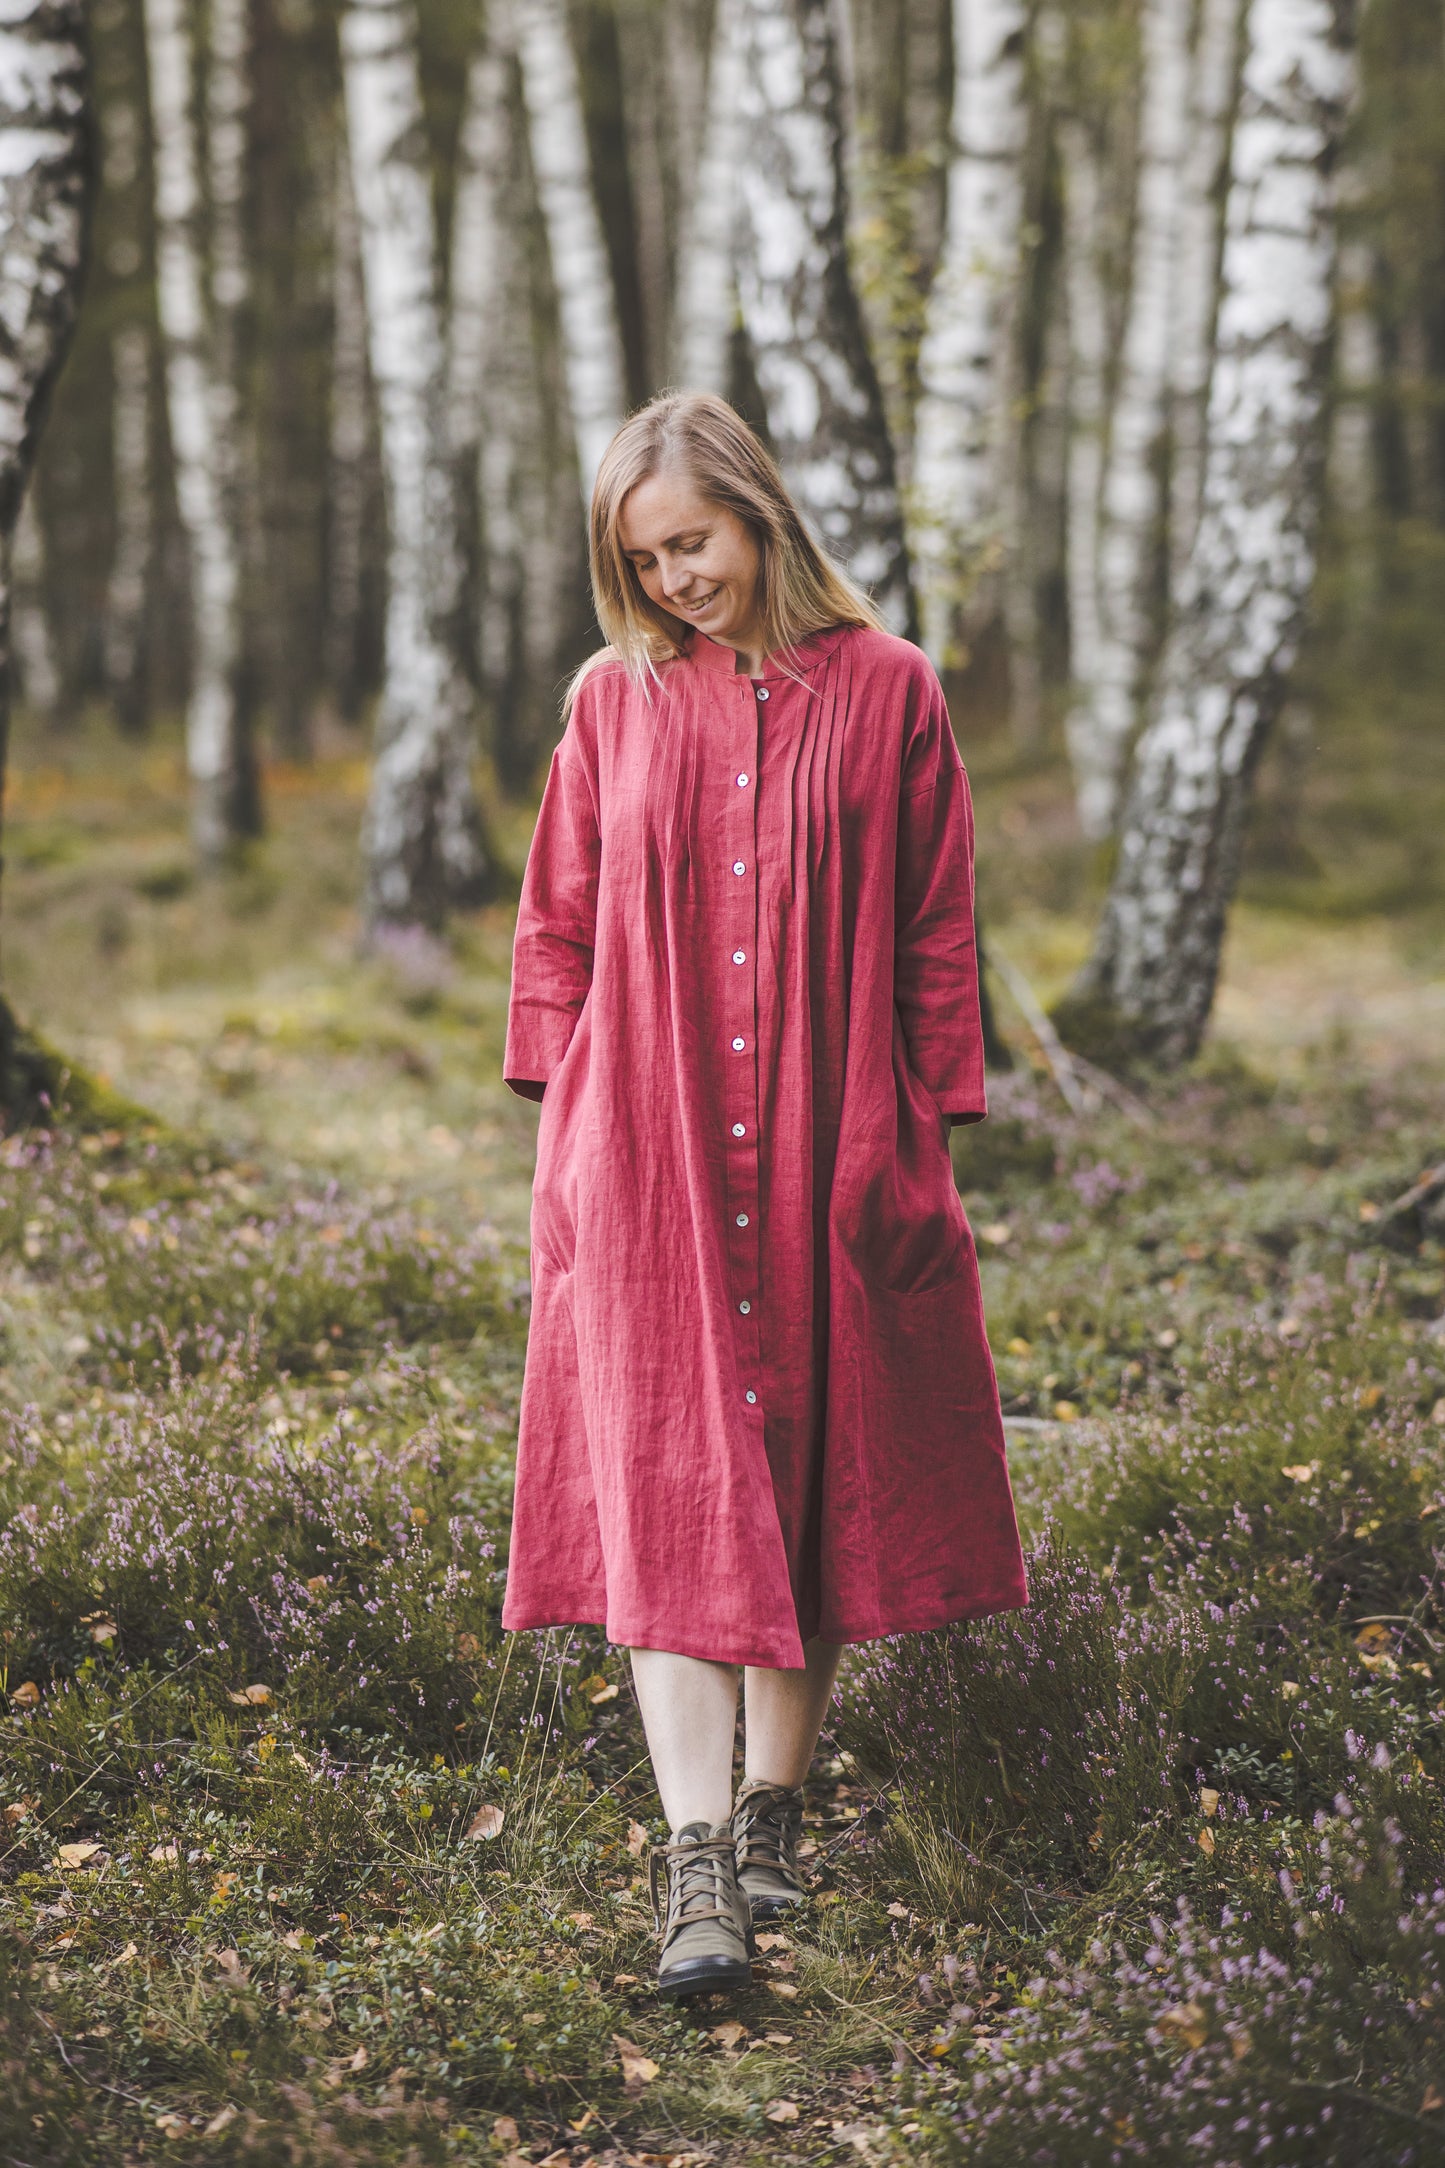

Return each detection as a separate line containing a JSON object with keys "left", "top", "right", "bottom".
{"left": 502, "top": 391, "right": 1027, "bottom": 2002}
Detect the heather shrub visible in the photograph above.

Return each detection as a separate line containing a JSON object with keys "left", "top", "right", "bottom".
{"left": 838, "top": 1532, "right": 1201, "bottom": 1916}
{"left": 931, "top": 1775, "right": 1445, "bottom": 2166}
{"left": 0, "top": 1372, "right": 607, "bottom": 1756}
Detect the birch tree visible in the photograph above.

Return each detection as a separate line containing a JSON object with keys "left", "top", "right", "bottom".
{"left": 0, "top": 0, "right": 89, "bottom": 1081}
{"left": 672, "top": 0, "right": 747, "bottom": 392}
{"left": 1063, "top": 0, "right": 1353, "bottom": 1068}
{"left": 143, "top": 0, "right": 253, "bottom": 857}
{"left": 513, "top": 0, "right": 626, "bottom": 496}
{"left": 911, "top": 0, "right": 1030, "bottom": 670}
{"left": 340, "top": 0, "right": 489, "bottom": 928}
{"left": 734, "top": 0, "right": 914, "bottom": 632}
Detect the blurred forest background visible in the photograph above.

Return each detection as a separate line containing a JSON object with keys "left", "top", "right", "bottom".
{"left": 4, "top": 3, "right": 1445, "bottom": 2160}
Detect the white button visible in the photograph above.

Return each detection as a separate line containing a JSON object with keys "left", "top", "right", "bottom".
{"left": 731, "top": 1122, "right": 746, "bottom": 1137}
{"left": 745, "top": 1390, "right": 757, "bottom": 1404}
{"left": 736, "top": 1213, "right": 748, "bottom": 1226}
{"left": 739, "top": 1299, "right": 751, "bottom": 1314}
{"left": 736, "top": 773, "right": 749, "bottom": 787}
{"left": 732, "top": 860, "right": 746, "bottom": 875}
{"left": 732, "top": 949, "right": 746, "bottom": 964}
{"left": 756, "top": 687, "right": 769, "bottom": 702}
{"left": 732, "top": 1036, "right": 745, "bottom": 1051}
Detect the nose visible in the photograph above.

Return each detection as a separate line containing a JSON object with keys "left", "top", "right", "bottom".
{"left": 658, "top": 556, "right": 694, "bottom": 599}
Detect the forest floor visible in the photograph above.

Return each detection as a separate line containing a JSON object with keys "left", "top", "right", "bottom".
{"left": 1, "top": 714, "right": 1444, "bottom": 2165}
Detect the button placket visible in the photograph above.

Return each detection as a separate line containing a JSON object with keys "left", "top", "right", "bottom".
{"left": 724, "top": 679, "right": 763, "bottom": 1413}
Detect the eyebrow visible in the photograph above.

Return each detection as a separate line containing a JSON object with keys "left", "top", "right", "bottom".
{"left": 622, "top": 525, "right": 710, "bottom": 559}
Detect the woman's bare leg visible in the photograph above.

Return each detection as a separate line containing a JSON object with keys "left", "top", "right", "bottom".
{"left": 629, "top": 1648, "right": 739, "bottom": 1832}
{"left": 742, "top": 1638, "right": 844, "bottom": 1787}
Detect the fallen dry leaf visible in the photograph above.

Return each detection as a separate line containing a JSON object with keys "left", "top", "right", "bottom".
{"left": 1355, "top": 1622, "right": 1393, "bottom": 1652}
{"left": 3, "top": 1798, "right": 33, "bottom": 1826}
{"left": 765, "top": 2099, "right": 800, "bottom": 2123}
{"left": 491, "top": 2117, "right": 520, "bottom": 2144}
{"left": 1422, "top": 2084, "right": 1443, "bottom": 2112}
{"left": 203, "top": 2104, "right": 239, "bottom": 2137}
{"left": 150, "top": 1841, "right": 180, "bottom": 1864}
{"left": 764, "top": 2030, "right": 794, "bottom": 2045}
{"left": 113, "top": 1941, "right": 139, "bottom": 1967}
{"left": 768, "top": 1980, "right": 800, "bottom": 2000}
{"left": 1280, "top": 1680, "right": 1301, "bottom": 1699}
{"left": 1197, "top": 1827, "right": 1215, "bottom": 1857}
{"left": 754, "top": 1931, "right": 790, "bottom": 1952}
{"left": 613, "top": 2033, "right": 660, "bottom": 2091}
{"left": 464, "top": 1802, "right": 505, "bottom": 1840}
{"left": 626, "top": 1820, "right": 649, "bottom": 1856}
{"left": 154, "top": 2110, "right": 191, "bottom": 2138}
{"left": 10, "top": 1681, "right": 40, "bottom": 1708}
{"left": 348, "top": 2045, "right": 368, "bottom": 2072}
{"left": 1281, "top": 1462, "right": 1319, "bottom": 1484}
{"left": 711, "top": 2021, "right": 747, "bottom": 2048}
{"left": 455, "top": 1631, "right": 481, "bottom": 1659}
{"left": 57, "top": 1841, "right": 103, "bottom": 1869}
{"left": 1198, "top": 1788, "right": 1220, "bottom": 1817}
{"left": 886, "top": 1900, "right": 910, "bottom": 1919}
{"left": 227, "top": 1685, "right": 271, "bottom": 1707}
{"left": 214, "top": 1948, "right": 246, "bottom": 1983}
{"left": 1156, "top": 1999, "right": 1209, "bottom": 2049}
{"left": 979, "top": 1222, "right": 1012, "bottom": 1246}
{"left": 589, "top": 1681, "right": 620, "bottom": 1704}
{"left": 566, "top": 1910, "right": 595, "bottom": 1930}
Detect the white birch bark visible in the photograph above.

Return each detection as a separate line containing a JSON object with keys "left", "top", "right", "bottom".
{"left": 1061, "top": 120, "right": 1108, "bottom": 808}
{"left": 911, "top": 0, "right": 1030, "bottom": 667}
{"left": 1071, "top": 0, "right": 1353, "bottom": 1067}
{"left": 340, "top": 0, "right": 488, "bottom": 927}
{"left": 143, "top": 0, "right": 249, "bottom": 859}
{"left": 672, "top": 0, "right": 747, "bottom": 392}
{"left": 11, "top": 490, "right": 57, "bottom": 712}
{"left": 0, "top": 0, "right": 89, "bottom": 907}
{"left": 1064, "top": 0, "right": 1192, "bottom": 839}
{"left": 103, "top": 319, "right": 154, "bottom": 728}
{"left": 1166, "top": 0, "right": 1244, "bottom": 580}
{"left": 324, "top": 131, "right": 372, "bottom": 718}
{"left": 512, "top": 0, "right": 626, "bottom": 494}
{"left": 734, "top": 0, "right": 914, "bottom": 631}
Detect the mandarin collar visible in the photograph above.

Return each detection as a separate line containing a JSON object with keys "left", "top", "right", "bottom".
{"left": 681, "top": 626, "right": 846, "bottom": 682}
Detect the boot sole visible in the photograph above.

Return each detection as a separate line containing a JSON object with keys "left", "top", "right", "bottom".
{"left": 656, "top": 1953, "right": 753, "bottom": 2002}
{"left": 745, "top": 1892, "right": 805, "bottom": 1923}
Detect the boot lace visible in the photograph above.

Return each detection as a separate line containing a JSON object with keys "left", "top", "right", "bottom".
{"left": 649, "top": 1830, "right": 741, "bottom": 1949}
{"left": 733, "top": 1783, "right": 804, "bottom": 1882}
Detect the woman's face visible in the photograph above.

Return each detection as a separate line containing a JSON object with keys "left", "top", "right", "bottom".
{"left": 618, "top": 469, "right": 764, "bottom": 656}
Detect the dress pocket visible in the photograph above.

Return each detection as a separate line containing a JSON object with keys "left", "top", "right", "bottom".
{"left": 528, "top": 997, "right": 593, "bottom": 1278}
{"left": 833, "top": 1026, "right": 968, "bottom": 1297}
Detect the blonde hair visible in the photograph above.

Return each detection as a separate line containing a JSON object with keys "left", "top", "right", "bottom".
{"left": 566, "top": 390, "right": 885, "bottom": 714}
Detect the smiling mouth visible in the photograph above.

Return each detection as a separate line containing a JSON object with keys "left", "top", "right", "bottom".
{"left": 678, "top": 586, "right": 722, "bottom": 615}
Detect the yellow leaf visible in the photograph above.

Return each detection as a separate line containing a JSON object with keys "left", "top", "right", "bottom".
{"left": 765, "top": 2100, "right": 800, "bottom": 2123}
{"left": 588, "top": 1681, "right": 620, "bottom": 1704}
{"left": 1281, "top": 1464, "right": 1319, "bottom": 1484}
{"left": 1156, "top": 2000, "right": 1209, "bottom": 2049}
{"left": 10, "top": 1681, "right": 40, "bottom": 1708}
{"left": 1052, "top": 1401, "right": 1080, "bottom": 1422}
{"left": 1422, "top": 2084, "right": 1443, "bottom": 2112}
{"left": 755, "top": 1932, "right": 790, "bottom": 1952}
{"left": 1007, "top": 1337, "right": 1032, "bottom": 1356}
{"left": 613, "top": 2033, "right": 660, "bottom": 2090}
{"left": 1280, "top": 1680, "right": 1301, "bottom": 1699}
{"left": 203, "top": 2104, "right": 239, "bottom": 2137}
{"left": 1196, "top": 1828, "right": 1215, "bottom": 1857}
{"left": 1198, "top": 1788, "right": 1220, "bottom": 1818}
{"left": 710, "top": 2021, "right": 747, "bottom": 2048}
{"left": 1355, "top": 1622, "right": 1392, "bottom": 1652}
{"left": 154, "top": 2110, "right": 191, "bottom": 2138}
{"left": 625, "top": 1820, "right": 649, "bottom": 1857}
{"left": 768, "top": 1980, "right": 800, "bottom": 2000}
{"left": 464, "top": 1802, "right": 505, "bottom": 1840}
{"left": 57, "top": 1841, "right": 103, "bottom": 1869}
{"left": 348, "top": 2045, "right": 368, "bottom": 2072}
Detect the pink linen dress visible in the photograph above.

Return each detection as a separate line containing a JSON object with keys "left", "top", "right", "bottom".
{"left": 501, "top": 622, "right": 1027, "bottom": 1668}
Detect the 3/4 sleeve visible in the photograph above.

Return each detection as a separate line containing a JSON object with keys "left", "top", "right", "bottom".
{"left": 893, "top": 674, "right": 987, "bottom": 1126}
{"left": 503, "top": 712, "right": 601, "bottom": 1103}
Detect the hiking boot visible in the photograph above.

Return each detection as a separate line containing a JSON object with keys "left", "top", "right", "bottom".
{"left": 731, "top": 1778, "right": 806, "bottom": 1921}
{"left": 649, "top": 1821, "right": 754, "bottom": 2001}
